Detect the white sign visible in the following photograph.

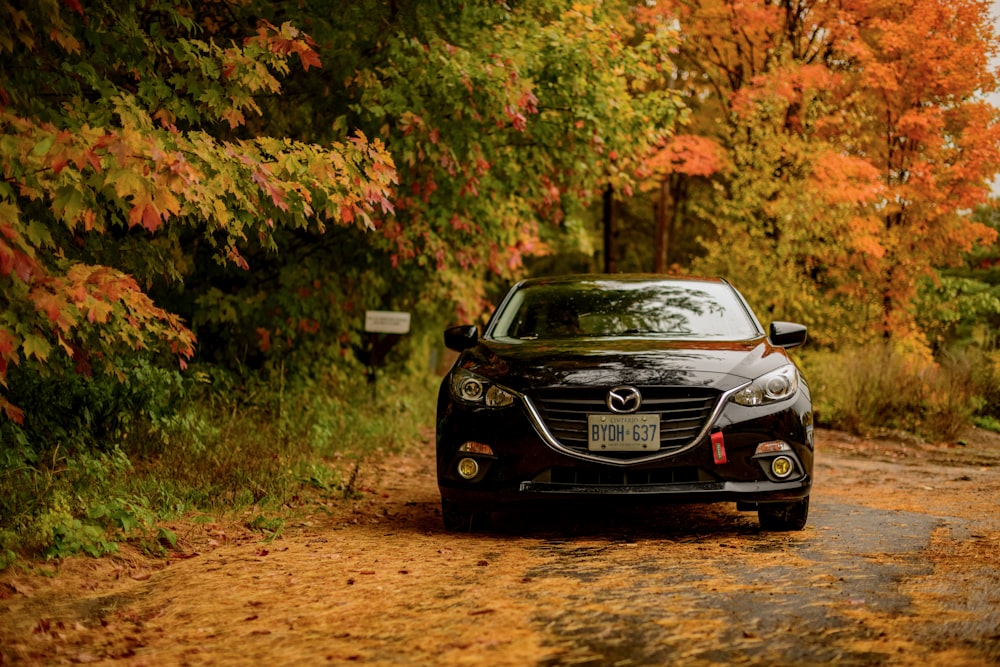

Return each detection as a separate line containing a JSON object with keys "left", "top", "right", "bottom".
{"left": 365, "top": 310, "right": 411, "bottom": 334}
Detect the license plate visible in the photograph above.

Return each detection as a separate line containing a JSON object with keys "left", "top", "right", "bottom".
{"left": 587, "top": 414, "right": 660, "bottom": 451}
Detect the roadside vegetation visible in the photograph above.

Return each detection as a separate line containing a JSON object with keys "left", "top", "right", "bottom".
{"left": 0, "top": 350, "right": 439, "bottom": 569}
{"left": 804, "top": 344, "right": 1000, "bottom": 443}
{"left": 804, "top": 205, "right": 1000, "bottom": 442}
{"left": 1, "top": 0, "right": 999, "bottom": 567}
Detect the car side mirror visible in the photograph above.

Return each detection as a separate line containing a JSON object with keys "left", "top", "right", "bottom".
{"left": 769, "top": 321, "right": 807, "bottom": 349}
{"left": 444, "top": 325, "right": 479, "bottom": 351}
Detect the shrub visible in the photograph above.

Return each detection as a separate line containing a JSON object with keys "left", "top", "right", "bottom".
{"left": 802, "top": 343, "right": 994, "bottom": 441}
{"left": 0, "top": 357, "right": 439, "bottom": 568}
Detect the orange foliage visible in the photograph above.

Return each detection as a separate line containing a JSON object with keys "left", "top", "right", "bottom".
{"left": 639, "top": 0, "right": 1000, "bottom": 349}
{"left": 809, "top": 152, "right": 883, "bottom": 206}
{"left": 646, "top": 134, "right": 725, "bottom": 179}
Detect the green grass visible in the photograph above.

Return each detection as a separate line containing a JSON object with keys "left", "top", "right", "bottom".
{"left": 0, "top": 364, "right": 439, "bottom": 569}
{"left": 972, "top": 415, "right": 1000, "bottom": 433}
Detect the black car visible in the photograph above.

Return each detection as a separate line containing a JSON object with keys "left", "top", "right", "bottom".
{"left": 436, "top": 274, "right": 814, "bottom": 532}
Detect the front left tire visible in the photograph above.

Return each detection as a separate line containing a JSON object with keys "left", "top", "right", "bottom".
{"left": 441, "top": 499, "right": 491, "bottom": 532}
{"left": 758, "top": 496, "right": 810, "bottom": 531}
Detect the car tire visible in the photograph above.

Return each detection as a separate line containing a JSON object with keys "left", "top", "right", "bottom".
{"left": 441, "top": 500, "right": 491, "bottom": 532}
{"left": 757, "top": 496, "right": 809, "bottom": 531}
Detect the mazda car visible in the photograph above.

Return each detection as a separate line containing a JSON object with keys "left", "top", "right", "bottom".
{"left": 436, "top": 274, "right": 814, "bottom": 532}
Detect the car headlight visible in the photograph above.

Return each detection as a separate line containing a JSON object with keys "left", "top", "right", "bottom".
{"left": 450, "top": 368, "right": 516, "bottom": 408}
{"left": 732, "top": 365, "right": 799, "bottom": 406}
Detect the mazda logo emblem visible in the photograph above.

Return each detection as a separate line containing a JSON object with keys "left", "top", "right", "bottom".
{"left": 607, "top": 386, "right": 642, "bottom": 414}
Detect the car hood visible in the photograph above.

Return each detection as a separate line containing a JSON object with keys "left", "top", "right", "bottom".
{"left": 460, "top": 336, "right": 791, "bottom": 393}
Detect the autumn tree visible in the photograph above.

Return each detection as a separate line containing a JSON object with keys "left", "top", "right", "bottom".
{"left": 0, "top": 1, "right": 398, "bottom": 420}
{"left": 635, "top": 0, "right": 1000, "bottom": 352}
{"left": 915, "top": 203, "right": 1000, "bottom": 354}
{"left": 0, "top": 0, "right": 688, "bottom": 424}
{"left": 826, "top": 0, "right": 1000, "bottom": 347}
{"left": 170, "top": 0, "right": 684, "bottom": 368}
{"left": 643, "top": 134, "right": 726, "bottom": 272}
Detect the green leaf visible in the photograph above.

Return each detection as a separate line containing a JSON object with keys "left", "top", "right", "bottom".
{"left": 114, "top": 509, "right": 139, "bottom": 533}
{"left": 157, "top": 527, "right": 177, "bottom": 548}
{"left": 22, "top": 334, "right": 51, "bottom": 362}
{"left": 106, "top": 169, "right": 148, "bottom": 200}
{"left": 51, "top": 185, "right": 85, "bottom": 223}
{"left": 25, "top": 220, "right": 54, "bottom": 248}
{"left": 31, "top": 135, "right": 54, "bottom": 157}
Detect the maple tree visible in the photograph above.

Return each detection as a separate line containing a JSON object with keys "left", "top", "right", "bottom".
{"left": 916, "top": 203, "right": 1000, "bottom": 355}
{"left": 0, "top": 1, "right": 685, "bottom": 420}
{"left": 642, "top": 133, "right": 726, "bottom": 272}
{"left": 177, "top": 0, "right": 684, "bottom": 365}
{"left": 6, "top": 0, "right": 994, "bottom": 421}
{"left": 825, "top": 0, "right": 1000, "bottom": 347}
{"left": 2, "top": 0, "right": 999, "bottom": 567}
{"left": 0, "top": 1, "right": 396, "bottom": 420}
{"left": 634, "top": 0, "right": 1000, "bottom": 351}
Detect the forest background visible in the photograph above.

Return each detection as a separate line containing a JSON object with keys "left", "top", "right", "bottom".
{"left": 1, "top": 0, "right": 999, "bottom": 566}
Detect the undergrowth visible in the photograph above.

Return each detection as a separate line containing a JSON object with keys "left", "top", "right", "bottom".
{"left": 0, "top": 358, "right": 438, "bottom": 570}
{"left": 802, "top": 344, "right": 1000, "bottom": 441}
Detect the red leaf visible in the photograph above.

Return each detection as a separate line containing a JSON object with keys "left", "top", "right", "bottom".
{"left": 142, "top": 203, "right": 161, "bottom": 232}
{"left": 33, "top": 291, "right": 63, "bottom": 324}
{"left": 296, "top": 47, "right": 322, "bottom": 71}
{"left": 1, "top": 398, "right": 24, "bottom": 425}
{"left": 256, "top": 327, "right": 271, "bottom": 352}
{"left": 0, "top": 331, "right": 14, "bottom": 358}
{"left": 227, "top": 246, "right": 250, "bottom": 271}
{"left": 0, "top": 242, "right": 12, "bottom": 278}
{"left": 12, "top": 250, "right": 38, "bottom": 282}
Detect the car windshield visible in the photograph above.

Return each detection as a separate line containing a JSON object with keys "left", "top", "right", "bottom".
{"left": 489, "top": 279, "right": 760, "bottom": 340}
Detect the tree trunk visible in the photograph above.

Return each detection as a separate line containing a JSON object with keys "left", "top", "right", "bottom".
{"left": 654, "top": 179, "right": 669, "bottom": 273}
{"left": 603, "top": 185, "right": 617, "bottom": 273}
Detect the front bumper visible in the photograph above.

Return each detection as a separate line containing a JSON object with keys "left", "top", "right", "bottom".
{"left": 440, "top": 474, "right": 812, "bottom": 511}
{"left": 436, "top": 385, "right": 814, "bottom": 511}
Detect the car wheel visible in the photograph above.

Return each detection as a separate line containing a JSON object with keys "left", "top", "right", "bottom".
{"left": 757, "top": 496, "right": 809, "bottom": 531}
{"left": 441, "top": 499, "right": 491, "bottom": 532}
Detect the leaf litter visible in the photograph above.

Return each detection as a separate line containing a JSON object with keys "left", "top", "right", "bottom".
{"left": 0, "top": 427, "right": 998, "bottom": 665}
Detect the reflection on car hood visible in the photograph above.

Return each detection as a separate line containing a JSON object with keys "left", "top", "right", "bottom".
{"left": 462, "top": 337, "right": 791, "bottom": 392}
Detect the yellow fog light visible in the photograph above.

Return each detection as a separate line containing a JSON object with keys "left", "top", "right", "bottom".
{"left": 771, "top": 456, "right": 794, "bottom": 478}
{"left": 457, "top": 457, "right": 480, "bottom": 480}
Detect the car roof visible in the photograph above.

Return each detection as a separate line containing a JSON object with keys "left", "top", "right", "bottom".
{"left": 513, "top": 274, "right": 731, "bottom": 288}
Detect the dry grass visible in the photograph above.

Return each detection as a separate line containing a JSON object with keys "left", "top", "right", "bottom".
{"left": 804, "top": 344, "right": 998, "bottom": 442}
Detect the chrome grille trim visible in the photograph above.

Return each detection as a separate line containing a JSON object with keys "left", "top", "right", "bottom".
{"left": 517, "top": 383, "right": 750, "bottom": 467}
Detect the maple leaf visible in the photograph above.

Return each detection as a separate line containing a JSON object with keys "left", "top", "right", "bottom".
{"left": 62, "top": 0, "right": 84, "bottom": 15}
{"left": 86, "top": 299, "right": 114, "bottom": 324}
{"left": 0, "top": 397, "right": 24, "bottom": 424}
{"left": 32, "top": 290, "right": 65, "bottom": 324}
{"left": 294, "top": 45, "right": 322, "bottom": 71}
{"left": 227, "top": 246, "right": 250, "bottom": 271}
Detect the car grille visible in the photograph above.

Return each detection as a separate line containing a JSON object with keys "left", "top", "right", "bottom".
{"left": 532, "top": 386, "right": 720, "bottom": 459}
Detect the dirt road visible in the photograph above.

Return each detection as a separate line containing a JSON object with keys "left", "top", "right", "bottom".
{"left": 2, "top": 429, "right": 999, "bottom": 666}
